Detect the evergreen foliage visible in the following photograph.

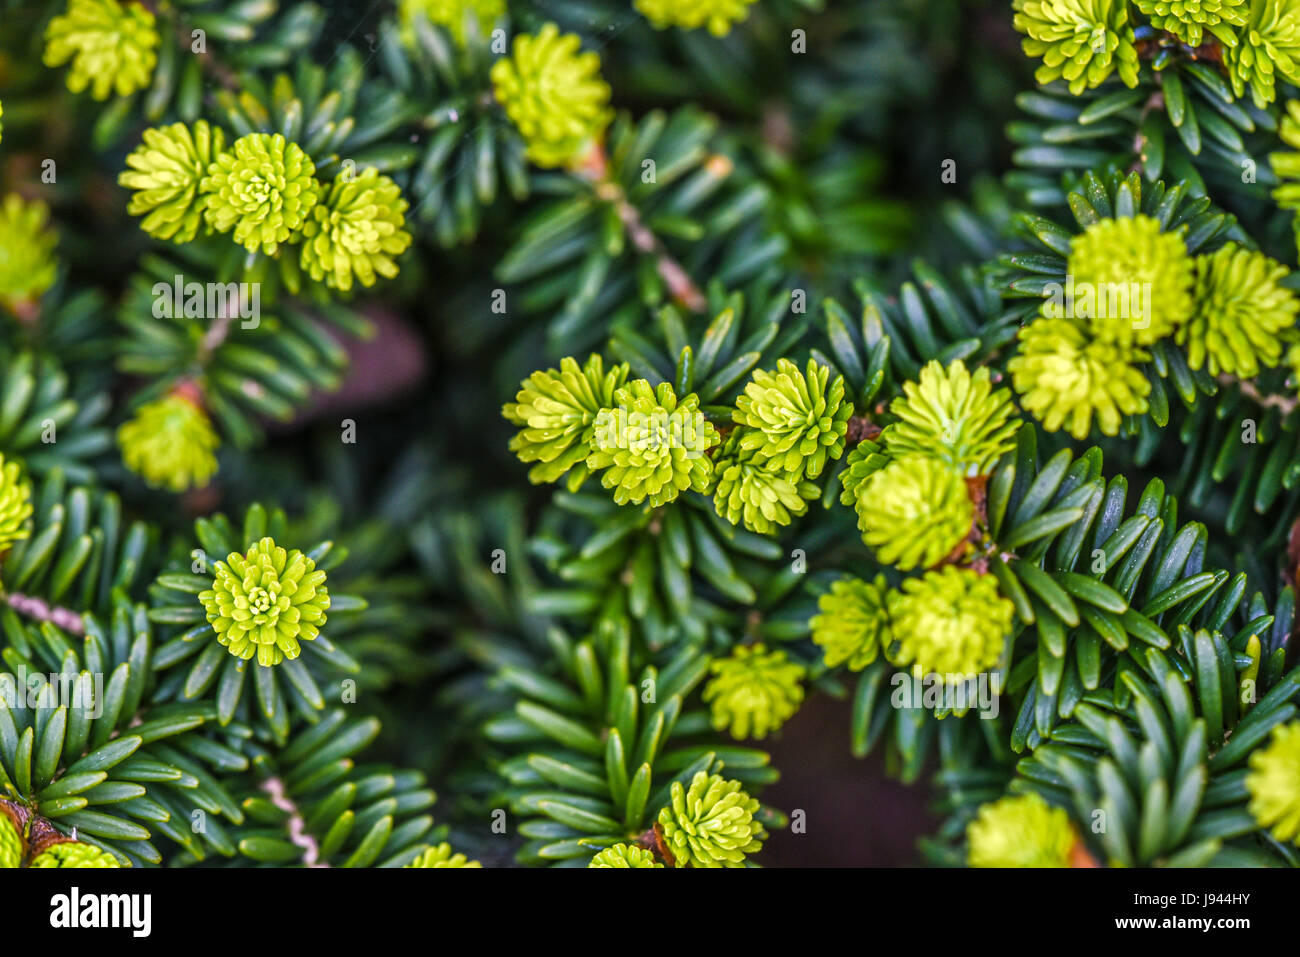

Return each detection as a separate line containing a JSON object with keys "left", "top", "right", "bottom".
{"left": 1, "top": 0, "right": 1299, "bottom": 873}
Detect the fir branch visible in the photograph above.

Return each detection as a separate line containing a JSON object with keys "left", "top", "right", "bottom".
{"left": 578, "top": 146, "right": 709, "bottom": 313}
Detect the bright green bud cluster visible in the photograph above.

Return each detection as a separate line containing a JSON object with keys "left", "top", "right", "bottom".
{"left": 29, "top": 841, "right": 122, "bottom": 868}
{"left": 1289, "top": 341, "right": 1300, "bottom": 391}
{"left": 1134, "top": 0, "right": 1247, "bottom": 45}
{"left": 43, "top": 0, "right": 159, "bottom": 101}
{"left": 1008, "top": 315, "right": 1151, "bottom": 439}
{"left": 201, "top": 133, "right": 321, "bottom": 255}
{"left": 117, "top": 392, "right": 220, "bottom": 493}
{"left": 586, "top": 379, "right": 719, "bottom": 507}
{"left": 732, "top": 358, "right": 852, "bottom": 482}
{"left": 199, "top": 537, "right": 331, "bottom": 667}
{"left": 1225, "top": 0, "right": 1300, "bottom": 107}
{"left": 399, "top": 0, "right": 504, "bottom": 46}
{"left": 1178, "top": 243, "right": 1299, "bottom": 376}
{"left": 856, "top": 456, "right": 974, "bottom": 570}
{"left": 0, "top": 454, "right": 33, "bottom": 555}
{"left": 711, "top": 431, "right": 817, "bottom": 534}
{"left": 118, "top": 121, "right": 227, "bottom": 244}
{"left": 0, "top": 194, "right": 58, "bottom": 313}
{"left": 1012, "top": 0, "right": 1140, "bottom": 95}
{"left": 119, "top": 124, "right": 413, "bottom": 284}
{"left": 504, "top": 354, "right": 631, "bottom": 490}
{"left": 886, "top": 566, "right": 1015, "bottom": 675}
{"left": 967, "top": 793, "right": 1077, "bottom": 868}
{"left": 703, "top": 643, "right": 806, "bottom": 740}
{"left": 881, "top": 359, "right": 1018, "bottom": 476}
{"left": 1245, "top": 721, "right": 1300, "bottom": 844}
{"left": 1065, "top": 215, "right": 1195, "bottom": 350}
{"left": 1271, "top": 100, "right": 1300, "bottom": 227}
{"left": 837, "top": 439, "right": 890, "bottom": 507}
{"left": 809, "top": 575, "right": 891, "bottom": 671}
{"left": 588, "top": 843, "right": 664, "bottom": 868}
{"left": 490, "top": 24, "right": 614, "bottom": 168}
{"left": 405, "top": 843, "right": 482, "bottom": 867}
{"left": 634, "top": 0, "right": 759, "bottom": 36}
{"left": 0, "top": 100, "right": 4, "bottom": 146}
{"left": 299, "top": 168, "right": 413, "bottom": 290}
{"left": 657, "top": 772, "right": 767, "bottom": 867}
{"left": 0, "top": 809, "right": 21, "bottom": 868}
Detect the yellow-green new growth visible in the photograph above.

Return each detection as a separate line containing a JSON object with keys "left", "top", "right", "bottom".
{"left": 504, "top": 354, "right": 631, "bottom": 490}
{"left": 703, "top": 643, "right": 806, "bottom": 740}
{"left": 711, "top": 431, "right": 817, "bottom": 534}
{"left": 44, "top": 0, "right": 159, "bottom": 101}
{"left": 201, "top": 132, "right": 321, "bottom": 255}
{"left": 1245, "top": 721, "right": 1300, "bottom": 844}
{"left": 117, "top": 392, "right": 220, "bottom": 493}
{"left": 1012, "top": 0, "right": 1140, "bottom": 94}
{"left": 882, "top": 359, "right": 1019, "bottom": 476}
{"left": 299, "top": 167, "right": 413, "bottom": 290}
{"left": 967, "top": 793, "right": 1077, "bottom": 867}
{"left": 0, "top": 454, "right": 33, "bottom": 555}
{"left": 733, "top": 358, "right": 852, "bottom": 482}
{"left": 0, "top": 194, "right": 59, "bottom": 314}
{"left": 1225, "top": 0, "right": 1300, "bottom": 107}
{"left": 1270, "top": 100, "right": 1300, "bottom": 234}
{"left": 588, "top": 843, "right": 664, "bottom": 868}
{"left": 855, "top": 456, "right": 974, "bottom": 570}
{"left": 0, "top": 808, "right": 21, "bottom": 868}
{"left": 405, "top": 843, "right": 482, "bottom": 867}
{"left": 1289, "top": 341, "right": 1300, "bottom": 391}
{"left": 657, "top": 772, "right": 767, "bottom": 867}
{"left": 586, "top": 379, "right": 719, "bottom": 507}
{"left": 119, "top": 121, "right": 228, "bottom": 244}
{"left": 635, "top": 0, "right": 759, "bottom": 36}
{"left": 810, "top": 575, "right": 891, "bottom": 671}
{"left": 29, "top": 841, "right": 122, "bottom": 868}
{"left": 490, "top": 24, "right": 614, "bottom": 168}
{"left": 199, "top": 537, "right": 331, "bottom": 667}
{"left": 838, "top": 438, "right": 890, "bottom": 507}
{"left": 398, "top": 0, "right": 504, "bottom": 46}
{"left": 1008, "top": 314, "right": 1151, "bottom": 439}
{"left": 886, "top": 566, "right": 1014, "bottom": 675}
{"left": 1180, "top": 243, "right": 1299, "bottom": 376}
{"left": 1065, "top": 215, "right": 1195, "bottom": 350}
{"left": 1135, "top": 0, "right": 1247, "bottom": 45}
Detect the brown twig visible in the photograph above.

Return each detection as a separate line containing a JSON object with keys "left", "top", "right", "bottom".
{"left": 1069, "top": 838, "right": 1101, "bottom": 868}
{"left": 4, "top": 592, "right": 84, "bottom": 636}
{"left": 1130, "top": 90, "right": 1165, "bottom": 173}
{"left": 8, "top": 299, "right": 40, "bottom": 326}
{"left": 1135, "top": 32, "right": 1223, "bottom": 65}
{"left": 846, "top": 416, "right": 881, "bottom": 444}
{"left": 574, "top": 145, "right": 709, "bottom": 314}
{"left": 1218, "top": 373, "right": 1300, "bottom": 416}
{"left": 26, "top": 814, "right": 73, "bottom": 860}
{"left": 262, "top": 776, "right": 327, "bottom": 867}
{"left": 635, "top": 822, "right": 677, "bottom": 867}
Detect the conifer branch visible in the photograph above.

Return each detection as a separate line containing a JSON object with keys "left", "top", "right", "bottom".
{"left": 577, "top": 146, "right": 709, "bottom": 313}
